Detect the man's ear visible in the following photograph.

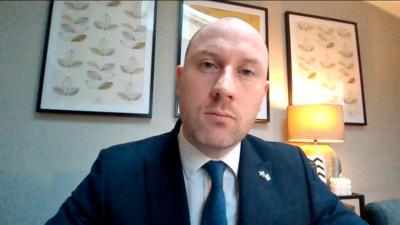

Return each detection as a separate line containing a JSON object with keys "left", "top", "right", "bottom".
{"left": 176, "top": 65, "right": 183, "bottom": 96}
{"left": 264, "top": 80, "right": 269, "bottom": 93}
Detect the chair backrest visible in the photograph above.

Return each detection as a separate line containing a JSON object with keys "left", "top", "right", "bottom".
{"left": 364, "top": 199, "right": 400, "bottom": 225}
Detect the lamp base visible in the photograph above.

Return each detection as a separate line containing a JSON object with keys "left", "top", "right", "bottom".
{"left": 299, "top": 144, "right": 341, "bottom": 185}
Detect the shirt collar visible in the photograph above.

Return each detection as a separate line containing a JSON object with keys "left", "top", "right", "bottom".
{"left": 178, "top": 128, "right": 241, "bottom": 178}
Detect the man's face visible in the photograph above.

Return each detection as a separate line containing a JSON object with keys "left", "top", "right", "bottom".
{"left": 176, "top": 19, "right": 269, "bottom": 157}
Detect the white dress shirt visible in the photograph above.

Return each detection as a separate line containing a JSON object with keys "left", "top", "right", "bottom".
{"left": 178, "top": 130, "right": 240, "bottom": 225}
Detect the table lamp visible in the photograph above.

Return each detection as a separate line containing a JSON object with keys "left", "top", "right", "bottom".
{"left": 287, "top": 104, "right": 344, "bottom": 184}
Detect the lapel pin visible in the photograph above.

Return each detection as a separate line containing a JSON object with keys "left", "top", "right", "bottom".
{"left": 259, "top": 170, "right": 271, "bottom": 181}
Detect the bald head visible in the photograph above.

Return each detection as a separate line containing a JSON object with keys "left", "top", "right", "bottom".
{"left": 184, "top": 17, "right": 268, "bottom": 66}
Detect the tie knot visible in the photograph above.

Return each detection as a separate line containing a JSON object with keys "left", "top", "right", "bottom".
{"left": 203, "top": 161, "right": 227, "bottom": 186}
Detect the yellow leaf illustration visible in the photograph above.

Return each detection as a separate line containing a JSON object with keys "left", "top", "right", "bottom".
{"left": 348, "top": 77, "right": 356, "bottom": 84}
{"left": 99, "top": 82, "right": 113, "bottom": 89}
{"left": 87, "top": 61, "right": 101, "bottom": 70}
{"left": 72, "top": 34, "right": 87, "bottom": 42}
{"left": 308, "top": 72, "right": 316, "bottom": 79}
{"left": 71, "top": 61, "right": 83, "bottom": 68}
{"left": 133, "top": 42, "right": 145, "bottom": 49}
{"left": 53, "top": 87, "right": 64, "bottom": 95}
{"left": 62, "top": 15, "right": 74, "bottom": 23}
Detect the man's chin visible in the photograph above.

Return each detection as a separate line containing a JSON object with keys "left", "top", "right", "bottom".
{"left": 195, "top": 129, "right": 239, "bottom": 149}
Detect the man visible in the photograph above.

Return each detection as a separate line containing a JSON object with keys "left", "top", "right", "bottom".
{"left": 46, "top": 18, "right": 367, "bottom": 225}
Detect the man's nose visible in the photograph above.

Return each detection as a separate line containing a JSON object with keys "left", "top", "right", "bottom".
{"left": 211, "top": 68, "right": 236, "bottom": 100}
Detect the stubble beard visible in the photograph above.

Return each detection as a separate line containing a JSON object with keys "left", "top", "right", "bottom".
{"left": 183, "top": 104, "right": 245, "bottom": 153}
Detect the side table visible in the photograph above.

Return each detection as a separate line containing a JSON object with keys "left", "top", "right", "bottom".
{"left": 338, "top": 193, "right": 365, "bottom": 220}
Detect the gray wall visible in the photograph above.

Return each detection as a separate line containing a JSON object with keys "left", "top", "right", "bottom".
{"left": 0, "top": 1, "right": 399, "bottom": 224}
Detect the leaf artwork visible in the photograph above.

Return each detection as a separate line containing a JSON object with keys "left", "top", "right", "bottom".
{"left": 72, "top": 34, "right": 87, "bottom": 42}
{"left": 75, "top": 17, "right": 89, "bottom": 25}
{"left": 57, "top": 50, "right": 83, "bottom": 68}
{"left": 306, "top": 57, "right": 316, "bottom": 64}
{"left": 297, "top": 22, "right": 313, "bottom": 31}
{"left": 337, "top": 28, "right": 351, "bottom": 38}
{"left": 101, "top": 63, "right": 115, "bottom": 72}
{"left": 107, "top": 0, "right": 121, "bottom": 7}
{"left": 298, "top": 62, "right": 308, "bottom": 71}
{"left": 87, "top": 71, "right": 102, "bottom": 80}
{"left": 117, "top": 82, "right": 142, "bottom": 101}
{"left": 338, "top": 44, "right": 353, "bottom": 58}
{"left": 62, "top": 15, "right": 74, "bottom": 23}
{"left": 346, "top": 63, "right": 354, "bottom": 70}
{"left": 298, "top": 38, "right": 314, "bottom": 52}
{"left": 297, "top": 56, "right": 316, "bottom": 72}
{"left": 308, "top": 72, "right": 317, "bottom": 79}
{"left": 122, "top": 23, "right": 146, "bottom": 33}
{"left": 339, "top": 68, "right": 351, "bottom": 77}
{"left": 122, "top": 23, "right": 135, "bottom": 32}
{"left": 339, "top": 61, "right": 354, "bottom": 70}
{"left": 316, "top": 31, "right": 335, "bottom": 49}
{"left": 120, "top": 56, "right": 144, "bottom": 75}
{"left": 85, "top": 80, "right": 113, "bottom": 90}
{"left": 317, "top": 33, "right": 329, "bottom": 42}
{"left": 99, "top": 82, "right": 113, "bottom": 89}
{"left": 124, "top": 2, "right": 148, "bottom": 19}
{"left": 64, "top": 2, "right": 89, "bottom": 10}
{"left": 133, "top": 42, "right": 145, "bottom": 49}
{"left": 90, "top": 38, "right": 115, "bottom": 56}
{"left": 87, "top": 61, "right": 101, "bottom": 70}
{"left": 121, "top": 39, "right": 146, "bottom": 49}
{"left": 320, "top": 61, "right": 335, "bottom": 68}
{"left": 59, "top": 15, "right": 88, "bottom": 42}
{"left": 53, "top": 76, "right": 79, "bottom": 96}
{"left": 94, "top": 13, "right": 118, "bottom": 30}
{"left": 320, "top": 55, "right": 335, "bottom": 69}
{"left": 326, "top": 42, "right": 335, "bottom": 48}
{"left": 344, "top": 97, "right": 357, "bottom": 104}
{"left": 348, "top": 77, "right": 356, "bottom": 84}
{"left": 122, "top": 31, "right": 136, "bottom": 40}
{"left": 339, "top": 50, "right": 353, "bottom": 58}
{"left": 61, "top": 23, "right": 74, "bottom": 33}
{"left": 87, "top": 62, "right": 115, "bottom": 72}
{"left": 316, "top": 25, "right": 334, "bottom": 35}
{"left": 87, "top": 70, "right": 116, "bottom": 81}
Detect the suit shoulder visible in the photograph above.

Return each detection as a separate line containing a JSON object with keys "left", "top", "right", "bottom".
{"left": 245, "top": 134, "right": 301, "bottom": 154}
{"left": 98, "top": 131, "right": 176, "bottom": 165}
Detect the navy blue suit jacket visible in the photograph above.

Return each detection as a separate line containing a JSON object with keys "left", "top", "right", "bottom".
{"left": 46, "top": 121, "right": 367, "bottom": 225}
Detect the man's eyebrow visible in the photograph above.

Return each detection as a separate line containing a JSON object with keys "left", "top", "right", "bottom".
{"left": 193, "top": 50, "right": 219, "bottom": 58}
{"left": 240, "top": 57, "right": 264, "bottom": 66}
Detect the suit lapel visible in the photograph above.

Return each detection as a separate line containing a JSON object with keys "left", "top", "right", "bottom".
{"left": 145, "top": 121, "right": 190, "bottom": 225}
{"left": 238, "top": 137, "right": 281, "bottom": 225}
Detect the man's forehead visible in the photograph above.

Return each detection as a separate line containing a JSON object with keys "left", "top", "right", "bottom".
{"left": 184, "top": 18, "right": 268, "bottom": 66}
{"left": 192, "top": 49, "right": 263, "bottom": 64}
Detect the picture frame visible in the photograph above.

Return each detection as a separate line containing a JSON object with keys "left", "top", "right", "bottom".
{"left": 339, "top": 193, "right": 366, "bottom": 219}
{"left": 175, "top": 0, "right": 269, "bottom": 122}
{"left": 37, "top": 1, "right": 157, "bottom": 117}
{"left": 285, "top": 11, "right": 367, "bottom": 125}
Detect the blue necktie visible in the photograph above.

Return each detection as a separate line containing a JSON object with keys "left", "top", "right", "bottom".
{"left": 201, "top": 161, "right": 228, "bottom": 225}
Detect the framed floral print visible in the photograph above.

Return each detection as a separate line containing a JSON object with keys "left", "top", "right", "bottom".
{"left": 285, "top": 11, "right": 367, "bottom": 125}
{"left": 37, "top": 1, "right": 157, "bottom": 117}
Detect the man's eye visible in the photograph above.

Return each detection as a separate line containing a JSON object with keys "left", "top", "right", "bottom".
{"left": 240, "top": 69, "right": 254, "bottom": 76}
{"left": 200, "top": 61, "right": 218, "bottom": 72}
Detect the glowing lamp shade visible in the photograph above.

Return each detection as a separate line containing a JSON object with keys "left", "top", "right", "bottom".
{"left": 288, "top": 104, "right": 344, "bottom": 143}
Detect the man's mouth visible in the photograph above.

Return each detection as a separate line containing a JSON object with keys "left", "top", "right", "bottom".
{"left": 204, "top": 111, "right": 235, "bottom": 120}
